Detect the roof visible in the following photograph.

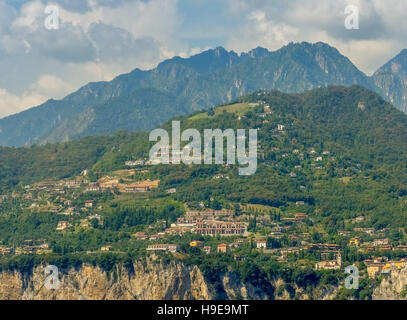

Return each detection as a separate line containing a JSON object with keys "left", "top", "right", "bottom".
{"left": 127, "top": 180, "right": 160, "bottom": 189}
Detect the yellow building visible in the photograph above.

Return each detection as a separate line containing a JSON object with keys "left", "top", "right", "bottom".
{"left": 365, "top": 259, "right": 407, "bottom": 278}
{"left": 349, "top": 237, "right": 361, "bottom": 247}
{"left": 383, "top": 259, "right": 406, "bottom": 271}
{"left": 190, "top": 241, "right": 204, "bottom": 248}
{"left": 366, "top": 263, "right": 382, "bottom": 278}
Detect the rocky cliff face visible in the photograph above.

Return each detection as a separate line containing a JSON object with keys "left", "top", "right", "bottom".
{"left": 373, "top": 266, "right": 407, "bottom": 300}
{"left": 0, "top": 258, "right": 211, "bottom": 300}
{"left": 373, "top": 49, "right": 407, "bottom": 113}
{"left": 4, "top": 257, "right": 407, "bottom": 300}
{"left": 0, "top": 42, "right": 384, "bottom": 147}
{"left": 0, "top": 257, "right": 340, "bottom": 300}
{"left": 0, "top": 257, "right": 275, "bottom": 300}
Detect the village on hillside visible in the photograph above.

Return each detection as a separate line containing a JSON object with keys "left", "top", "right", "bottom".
{"left": 1, "top": 155, "right": 406, "bottom": 281}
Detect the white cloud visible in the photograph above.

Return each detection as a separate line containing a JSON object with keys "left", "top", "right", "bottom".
{"left": 223, "top": 0, "right": 407, "bottom": 75}
{"left": 59, "top": 0, "right": 182, "bottom": 47}
{"left": 30, "top": 74, "right": 77, "bottom": 98}
{"left": 0, "top": 0, "right": 185, "bottom": 118}
{"left": 2, "top": 0, "right": 407, "bottom": 119}
{"left": 11, "top": 1, "right": 44, "bottom": 31}
{"left": 0, "top": 89, "right": 47, "bottom": 118}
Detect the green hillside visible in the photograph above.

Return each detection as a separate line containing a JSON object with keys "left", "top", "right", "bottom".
{"left": 1, "top": 85, "right": 407, "bottom": 299}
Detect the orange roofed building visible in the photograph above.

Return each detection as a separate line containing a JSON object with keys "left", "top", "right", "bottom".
{"left": 217, "top": 243, "right": 229, "bottom": 253}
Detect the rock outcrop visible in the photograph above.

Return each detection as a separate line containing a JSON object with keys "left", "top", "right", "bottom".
{"left": 0, "top": 258, "right": 211, "bottom": 300}
{"left": 0, "top": 258, "right": 342, "bottom": 300}
{"left": 373, "top": 266, "right": 407, "bottom": 300}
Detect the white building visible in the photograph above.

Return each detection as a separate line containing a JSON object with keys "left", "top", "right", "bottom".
{"left": 256, "top": 239, "right": 267, "bottom": 249}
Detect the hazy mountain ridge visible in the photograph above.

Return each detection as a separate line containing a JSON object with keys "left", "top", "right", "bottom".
{"left": 373, "top": 49, "right": 407, "bottom": 113}
{"left": 0, "top": 41, "right": 405, "bottom": 147}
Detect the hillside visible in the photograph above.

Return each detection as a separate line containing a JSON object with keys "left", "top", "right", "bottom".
{"left": 0, "top": 41, "right": 394, "bottom": 147}
{"left": 89, "top": 85, "right": 407, "bottom": 229}
{"left": 373, "top": 49, "right": 407, "bottom": 113}
{"left": 1, "top": 86, "right": 407, "bottom": 300}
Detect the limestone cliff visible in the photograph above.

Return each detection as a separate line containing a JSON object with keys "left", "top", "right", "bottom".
{"left": 3, "top": 255, "right": 407, "bottom": 300}
{"left": 0, "top": 258, "right": 211, "bottom": 300}
{"left": 373, "top": 266, "right": 407, "bottom": 300}
{"left": 0, "top": 257, "right": 276, "bottom": 300}
{"left": 0, "top": 258, "right": 338, "bottom": 300}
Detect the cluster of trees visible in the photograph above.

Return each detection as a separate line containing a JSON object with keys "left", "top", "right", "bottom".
{"left": 103, "top": 200, "right": 184, "bottom": 231}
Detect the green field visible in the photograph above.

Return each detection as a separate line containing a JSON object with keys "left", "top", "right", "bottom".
{"left": 189, "top": 102, "right": 255, "bottom": 120}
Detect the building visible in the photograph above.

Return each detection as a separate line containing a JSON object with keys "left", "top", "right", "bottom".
{"left": 123, "top": 184, "right": 150, "bottom": 192}
{"left": 280, "top": 217, "right": 297, "bottom": 223}
{"left": 65, "top": 180, "right": 81, "bottom": 188}
{"left": 377, "top": 245, "right": 392, "bottom": 251}
{"left": 196, "top": 220, "right": 246, "bottom": 236}
{"left": 56, "top": 221, "right": 72, "bottom": 231}
{"left": 365, "top": 258, "right": 407, "bottom": 278}
{"left": 176, "top": 216, "right": 198, "bottom": 226}
{"left": 125, "top": 160, "right": 145, "bottom": 167}
{"left": 100, "top": 179, "right": 120, "bottom": 190}
{"left": 217, "top": 243, "right": 229, "bottom": 253}
{"left": 35, "top": 180, "right": 58, "bottom": 189}
{"left": 373, "top": 238, "right": 390, "bottom": 247}
{"left": 0, "top": 246, "right": 13, "bottom": 255}
{"left": 294, "top": 213, "right": 308, "bottom": 220}
{"left": 149, "top": 234, "right": 163, "bottom": 241}
{"left": 147, "top": 244, "right": 179, "bottom": 253}
{"left": 85, "top": 200, "right": 95, "bottom": 208}
{"left": 88, "top": 214, "right": 102, "bottom": 222}
{"left": 349, "top": 237, "right": 361, "bottom": 247}
{"left": 352, "top": 216, "right": 365, "bottom": 224}
{"left": 256, "top": 239, "right": 267, "bottom": 249}
{"left": 186, "top": 209, "right": 235, "bottom": 219}
{"left": 315, "top": 253, "right": 342, "bottom": 270}
{"left": 366, "top": 262, "right": 383, "bottom": 278}
{"left": 165, "top": 226, "right": 194, "bottom": 235}
{"left": 64, "top": 200, "right": 72, "bottom": 207}
{"left": 132, "top": 232, "right": 148, "bottom": 240}
{"left": 306, "top": 243, "right": 341, "bottom": 251}
{"left": 354, "top": 228, "right": 375, "bottom": 235}
{"left": 101, "top": 245, "right": 112, "bottom": 251}
{"left": 58, "top": 207, "right": 76, "bottom": 216}
{"left": 203, "top": 246, "right": 212, "bottom": 254}
{"left": 229, "top": 242, "right": 241, "bottom": 249}
{"left": 190, "top": 241, "right": 204, "bottom": 248}
{"left": 315, "top": 260, "right": 341, "bottom": 270}
{"left": 122, "top": 180, "right": 160, "bottom": 193}
{"left": 86, "top": 183, "right": 101, "bottom": 192}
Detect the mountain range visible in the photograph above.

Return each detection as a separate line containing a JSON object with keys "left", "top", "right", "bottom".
{"left": 1, "top": 41, "right": 407, "bottom": 147}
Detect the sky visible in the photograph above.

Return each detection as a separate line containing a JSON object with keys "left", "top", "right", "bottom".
{"left": 0, "top": 0, "right": 407, "bottom": 118}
